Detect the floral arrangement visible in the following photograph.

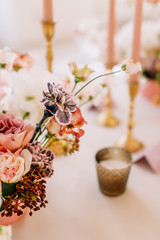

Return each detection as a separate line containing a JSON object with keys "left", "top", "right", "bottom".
{"left": 0, "top": 48, "right": 55, "bottom": 219}
{"left": 0, "top": 112, "right": 54, "bottom": 218}
{"left": 0, "top": 113, "right": 54, "bottom": 217}
{"left": 0, "top": 45, "right": 141, "bottom": 220}
{"left": 0, "top": 50, "right": 106, "bottom": 154}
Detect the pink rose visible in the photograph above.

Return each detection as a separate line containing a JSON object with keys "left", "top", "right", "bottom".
{"left": 0, "top": 149, "right": 32, "bottom": 184}
{"left": 0, "top": 113, "right": 35, "bottom": 152}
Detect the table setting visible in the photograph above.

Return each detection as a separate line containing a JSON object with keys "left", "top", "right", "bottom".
{"left": 0, "top": 0, "right": 160, "bottom": 240}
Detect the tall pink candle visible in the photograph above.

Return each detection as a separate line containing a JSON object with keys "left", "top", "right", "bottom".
{"left": 131, "top": 0, "right": 143, "bottom": 82}
{"left": 106, "top": 0, "right": 115, "bottom": 68}
{"left": 43, "top": 0, "right": 53, "bottom": 22}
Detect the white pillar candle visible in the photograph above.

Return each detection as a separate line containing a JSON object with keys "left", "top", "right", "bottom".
{"left": 100, "top": 159, "right": 129, "bottom": 170}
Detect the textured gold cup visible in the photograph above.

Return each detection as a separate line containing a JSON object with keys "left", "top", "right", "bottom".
{"left": 95, "top": 147, "right": 132, "bottom": 196}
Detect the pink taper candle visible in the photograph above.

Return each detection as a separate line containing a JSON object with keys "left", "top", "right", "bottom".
{"left": 43, "top": 0, "right": 53, "bottom": 22}
{"left": 106, "top": 0, "right": 115, "bottom": 68}
{"left": 131, "top": 0, "right": 143, "bottom": 82}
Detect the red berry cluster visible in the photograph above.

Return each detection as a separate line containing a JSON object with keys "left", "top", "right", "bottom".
{"left": 1, "top": 167, "right": 48, "bottom": 218}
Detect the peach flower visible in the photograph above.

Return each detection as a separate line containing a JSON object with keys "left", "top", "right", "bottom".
{"left": 46, "top": 117, "right": 63, "bottom": 139}
{"left": 0, "top": 113, "right": 35, "bottom": 152}
{"left": 46, "top": 107, "right": 86, "bottom": 139}
{"left": 0, "top": 149, "right": 32, "bottom": 184}
{"left": 13, "top": 51, "right": 34, "bottom": 70}
{"left": 70, "top": 107, "right": 87, "bottom": 128}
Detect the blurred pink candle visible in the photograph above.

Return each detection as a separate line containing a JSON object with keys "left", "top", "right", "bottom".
{"left": 106, "top": 0, "right": 115, "bottom": 68}
{"left": 43, "top": 0, "right": 53, "bottom": 22}
{"left": 131, "top": 0, "right": 143, "bottom": 82}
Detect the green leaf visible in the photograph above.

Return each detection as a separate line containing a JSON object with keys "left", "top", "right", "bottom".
{"left": 121, "top": 64, "right": 127, "bottom": 71}
{"left": 23, "top": 111, "right": 30, "bottom": 120}
{"left": 0, "top": 63, "right": 6, "bottom": 69}
{"left": 14, "top": 66, "right": 20, "bottom": 72}
{"left": 89, "top": 96, "right": 93, "bottom": 101}
{"left": 0, "top": 225, "right": 3, "bottom": 233}
{"left": 1, "top": 181, "right": 19, "bottom": 198}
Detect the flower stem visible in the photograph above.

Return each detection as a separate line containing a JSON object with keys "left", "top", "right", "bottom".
{"left": 71, "top": 82, "right": 77, "bottom": 92}
{"left": 31, "top": 109, "right": 52, "bottom": 142}
{"left": 31, "top": 115, "right": 47, "bottom": 142}
{"left": 35, "top": 125, "right": 46, "bottom": 141}
{"left": 74, "top": 69, "right": 122, "bottom": 96}
{"left": 43, "top": 135, "right": 56, "bottom": 148}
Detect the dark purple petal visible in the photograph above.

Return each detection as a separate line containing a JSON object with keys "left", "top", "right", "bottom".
{"left": 55, "top": 109, "right": 72, "bottom": 125}
{"left": 56, "top": 91, "right": 65, "bottom": 103}
{"left": 47, "top": 82, "right": 53, "bottom": 94}
{"left": 46, "top": 104, "right": 58, "bottom": 114}
{"left": 64, "top": 100, "right": 77, "bottom": 112}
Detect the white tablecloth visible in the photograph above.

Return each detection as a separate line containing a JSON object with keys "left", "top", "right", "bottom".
{"left": 12, "top": 45, "right": 160, "bottom": 240}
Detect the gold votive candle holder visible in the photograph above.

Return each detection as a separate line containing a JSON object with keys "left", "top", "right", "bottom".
{"left": 95, "top": 147, "right": 132, "bottom": 196}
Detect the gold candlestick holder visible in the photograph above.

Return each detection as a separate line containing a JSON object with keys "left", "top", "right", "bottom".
{"left": 116, "top": 81, "right": 143, "bottom": 153}
{"left": 97, "top": 86, "right": 119, "bottom": 127}
{"left": 42, "top": 21, "right": 55, "bottom": 72}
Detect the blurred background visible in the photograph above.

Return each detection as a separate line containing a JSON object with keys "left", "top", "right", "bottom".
{"left": 0, "top": 0, "right": 160, "bottom": 51}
